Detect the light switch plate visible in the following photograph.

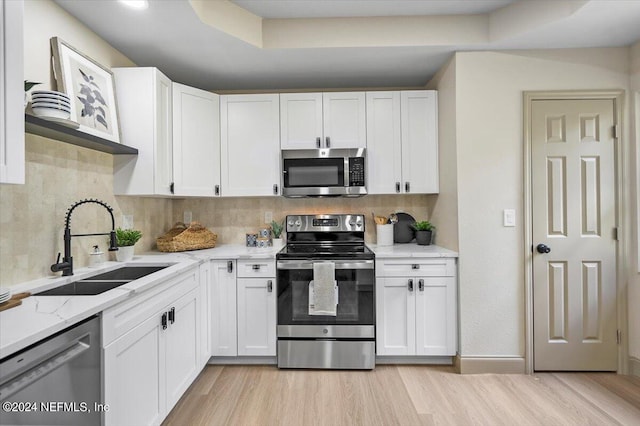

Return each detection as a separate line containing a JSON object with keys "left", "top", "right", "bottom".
{"left": 264, "top": 211, "right": 273, "bottom": 224}
{"left": 503, "top": 209, "right": 516, "bottom": 227}
{"left": 122, "top": 215, "right": 133, "bottom": 229}
{"left": 183, "top": 211, "right": 192, "bottom": 224}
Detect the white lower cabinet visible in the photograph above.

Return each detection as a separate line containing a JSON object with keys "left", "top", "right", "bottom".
{"left": 210, "top": 259, "right": 276, "bottom": 357}
{"left": 103, "top": 266, "right": 201, "bottom": 426}
{"left": 376, "top": 258, "right": 457, "bottom": 356}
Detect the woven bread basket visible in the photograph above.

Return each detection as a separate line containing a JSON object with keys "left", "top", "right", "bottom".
{"left": 157, "top": 221, "right": 217, "bottom": 252}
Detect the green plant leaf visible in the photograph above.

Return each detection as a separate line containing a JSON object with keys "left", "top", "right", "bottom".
{"left": 115, "top": 228, "right": 142, "bottom": 247}
{"left": 24, "top": 80, "right": 42, "bottom": 92}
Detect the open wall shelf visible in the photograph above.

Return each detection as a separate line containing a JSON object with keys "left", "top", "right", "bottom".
{"left": 25, "top": 114, "right": 138, "bottom": 155}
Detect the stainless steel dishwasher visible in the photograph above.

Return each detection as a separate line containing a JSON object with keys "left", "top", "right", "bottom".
{"left": 0, "top": 315, "right": 102, "bottom": 425}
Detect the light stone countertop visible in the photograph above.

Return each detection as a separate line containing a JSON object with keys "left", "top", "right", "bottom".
{"left": 0, "top": 243, "right": 456, "bottom": 359}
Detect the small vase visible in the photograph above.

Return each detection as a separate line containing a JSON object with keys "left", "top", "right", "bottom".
{"left": 415, "top": 230, "right": 432, "bottom": 246}
{"left": 115, "top": 245, "right": 135, "bottom": 262}
{"left": 272, "top": 238, "right": 284, "bottom": 249}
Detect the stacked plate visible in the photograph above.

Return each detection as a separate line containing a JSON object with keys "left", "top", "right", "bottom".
{"left": 31, "top": 90, "right": 71, "bottom": 120}
{"left": 0, "top": 287, "right": 11, "bottom": 304}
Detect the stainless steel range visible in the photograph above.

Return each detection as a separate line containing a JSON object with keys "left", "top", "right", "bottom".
{"left": 276, "top": 214, "right": 375, "bottom": 369}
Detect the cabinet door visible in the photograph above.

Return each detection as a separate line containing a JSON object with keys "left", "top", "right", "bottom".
{"left": 415, "top": 277, "right": 456, "bottom": 356}
{"left": 322, "top": 92, "right": 366, "bottom": 149}
{"left": 376, "top": 277, "right": 415, "bottom": 356}
{"left": 0, "top": 0, "right": 24, "bottom": 184}
{"left": 211, "top": 260, "right": 237, "bottom": 356}
{"left": 165, "top": 288, "right": 199, "bottom": 412}
{"left": 220, "top": 94, "right": 281, "bottom": 196}
{"left": 237, "top": 278, "right": 276, "bottom": 356}
{"left": 104, "top": 312, "right": 165, "bottom": 426}
{"left": 400, "top": 90, "right": 438, "bottom": 194}
{"left": 280, "top": 92, "right": 323, "bottom": 149}
{"left": 172, "top": 83, "right": 220, "bottom": 196}
{"left": 113, "top": 68, "right": 173, "bottom": 196}
{"left": 365, "top": 91, "right": 402, "bottom": 194}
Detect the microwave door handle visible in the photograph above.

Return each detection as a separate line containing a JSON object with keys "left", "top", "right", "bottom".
{"left": 316, "top": 137, "right": 321, "bottom": 148}
{"left": 325, "top": 137, "right": 330, "bottom": 148}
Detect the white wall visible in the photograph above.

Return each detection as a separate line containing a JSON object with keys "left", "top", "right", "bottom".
{"left": 629, "top": 41, "right": 640, "bottom": 370}
{"left": 451, "top": 49, "right": 631, "bottom": 370}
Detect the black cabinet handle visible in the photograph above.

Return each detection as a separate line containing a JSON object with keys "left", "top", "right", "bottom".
{"left": 168, "top": 307, "right": 175, "bottom": 324}
{"left": 170, "top": 182, "right": 175, "bottom": 194}
{"left": 252, "top": 264, "right": 261, "bottom": 270}
{"left": 273, "top": 184, "right": 278, "bottom": 195}
{"left": 227, "top": 260, "right": 233, "bottom": 273}
{"left": 405, "top": 182, "right": 410, "bottom": 193}
{"left": 419, "top": 279, "right": 424, "bottom": 292}
{"left": 326, "top": 137, "right": 331, "bottom": 148}
{"left": 267, "top": 280, "right": 273, "bottom": 292}
{"left": 161, "top": 312, "right": 168, "bottom": 330}
{"left": 215, "top": 185, "right": 220, "bottom": 196}
{"left": 395, "top": 182, "right": 401, "bottom": 193}
{"left": 412, "top": 264, "right": 420, "bottom": 270}
{"left": 316, "top": 137, "right": 321, "bottom": 148}
{"left": 408, "top": 279, "right": 414, "bottom": 292}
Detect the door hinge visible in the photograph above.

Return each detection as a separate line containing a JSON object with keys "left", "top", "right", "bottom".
{"left": 617, "top": 329, "right": 621, "bottom": 344}
{"left": 613, "top": 227, "right": 619, "bottom": 241}
{"left": 613, "top": 125, "right": 619, "bottom": 139}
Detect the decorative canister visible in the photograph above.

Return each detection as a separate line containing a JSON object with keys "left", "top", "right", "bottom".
{"left": 256, "top": 237, "right": 272, "bottom": 248}
{"left": 258, "top": 228, "right": 271, "bottom": 238}
{"left": 246, "top": 233, "right": 258, "bottom": 247}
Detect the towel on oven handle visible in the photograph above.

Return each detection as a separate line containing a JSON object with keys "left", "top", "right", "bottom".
{"left": 309, "top": 262, "right": 338, "bottom": 316}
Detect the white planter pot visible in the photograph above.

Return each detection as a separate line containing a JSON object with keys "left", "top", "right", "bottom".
{"left": 115, "top": 246, "right": 135, "bottom": 262}
{"left": 272, "top": 238, "right": 284, "bottom": 249}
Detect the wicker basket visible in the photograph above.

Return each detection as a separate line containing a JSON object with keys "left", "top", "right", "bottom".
{"left": 157, "top": 222, "right": 217, "bottom": 252}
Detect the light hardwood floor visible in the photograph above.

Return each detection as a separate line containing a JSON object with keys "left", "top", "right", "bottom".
{"left": 163, "top": 365, "right": 640, "bottom": 426}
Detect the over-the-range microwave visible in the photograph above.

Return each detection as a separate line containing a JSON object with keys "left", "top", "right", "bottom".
{"left": 281, "top": 148, "right": 367, "bottom": 197}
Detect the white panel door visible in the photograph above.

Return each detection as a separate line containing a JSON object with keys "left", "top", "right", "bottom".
{"left": 0, "top": 0, "right": 24, "bottom": 184}
{"left": 376, "top": 277, "right": 416, "bottom": 356}
{"left": 401, "top": 90, "right": 438, "bottom": 194}
{"left": 220, "top": 94, "right": 281, "bottom": 196}
{"left": 280, "top": 92, "right": 323, "bottom": 149}
{"left": 210, "top": 260, "right": 237, "bottom": 356}
{"left": 237, "top": 278, "right": 276, "bottom": 356}
{"left": 366, "top": 91, "right": 403, "bottom": 194}
{"left": 103, "top": 313, "right": 165, "bottom": 426}
{"left": 415, "top": 277, "right": 456, "bottom": 356}
{"left": 172, "top": 83, "right": 220, "bottom": 196}
{"left": 532, "top": 99, "right": 617, "bottom": 371}
{"left": 322, "top": 92, "right": 366, "bottom": 149}
{"left": 165, "top": 289, "right": 199, "bottom": 411}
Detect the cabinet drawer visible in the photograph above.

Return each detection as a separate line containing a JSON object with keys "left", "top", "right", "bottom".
{"left": 376, "top": 258, "right": 455, "bottom": 277}
{"left": 102, "top": 266, "right": 199, "bottom": 346}
{"left": 237, "top": 260, "right": 275, "bottom": 278}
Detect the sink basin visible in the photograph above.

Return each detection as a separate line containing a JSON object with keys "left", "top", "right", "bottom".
{"left": 37, "top": 265, "right": 168, "bottom": 296}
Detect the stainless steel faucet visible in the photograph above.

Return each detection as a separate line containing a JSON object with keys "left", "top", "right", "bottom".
{"left": 50, "top": 199, "right": 119, "bottom": 276}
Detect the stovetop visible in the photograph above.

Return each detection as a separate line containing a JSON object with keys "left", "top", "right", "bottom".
{"left": 277, "top": 243, "right": 374, "bottom": 260}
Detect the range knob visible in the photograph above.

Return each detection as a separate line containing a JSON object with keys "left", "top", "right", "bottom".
{"left": 287, "top": 220, "right": 295, "bottom": 227}
{"left": 294, "top": 220, "right": 302, "bottom": 227}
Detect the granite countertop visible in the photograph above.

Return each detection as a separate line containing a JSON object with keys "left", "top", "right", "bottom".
{"left": 0, "top": 242, "right": 456, "bottom": 359}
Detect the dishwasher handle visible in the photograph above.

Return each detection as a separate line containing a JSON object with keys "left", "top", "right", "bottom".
{"left": 0, "top": 334, "right": 91, "bottom": 400}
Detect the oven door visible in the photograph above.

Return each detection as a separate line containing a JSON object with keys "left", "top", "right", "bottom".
{"left": 276, "top": 259, "right": 374, "bottom": 337}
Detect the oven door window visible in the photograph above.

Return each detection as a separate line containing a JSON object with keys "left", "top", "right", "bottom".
{"left": 283, "top": 158, "right": 344, "bottom": 188}
{"left": 277, "top": 267, "right": 374, "bottom": 325}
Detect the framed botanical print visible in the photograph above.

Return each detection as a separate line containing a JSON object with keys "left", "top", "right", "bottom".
{"left": 50, "top": 37, "right": 121, "bottom": 143}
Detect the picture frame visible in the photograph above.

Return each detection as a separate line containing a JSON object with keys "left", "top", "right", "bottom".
{"left": 50, "top": 37, "right": 121, "bottom": 143}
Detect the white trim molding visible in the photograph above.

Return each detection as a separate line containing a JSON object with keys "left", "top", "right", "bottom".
{"left": 630, "top": 357, "right": 640, "bottom": 377}
{"left": 456, "top": 356, "right": 526, "bottom": 374}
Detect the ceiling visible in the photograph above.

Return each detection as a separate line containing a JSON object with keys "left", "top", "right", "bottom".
{"left": 54, "top": 0, "right": 640, "bottom": 91}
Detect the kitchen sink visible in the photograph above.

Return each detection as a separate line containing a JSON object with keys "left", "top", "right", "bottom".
{"left": 37, "top": 265, "right": 168, "bottom": 296}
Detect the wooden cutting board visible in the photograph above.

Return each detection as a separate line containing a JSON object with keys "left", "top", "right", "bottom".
{"left": 0, "top": 292, "right": 30, "bottom": 312}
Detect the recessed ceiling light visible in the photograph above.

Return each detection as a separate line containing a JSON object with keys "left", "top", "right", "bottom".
{"left": 118, "top": 0, "right": 149, "bottom": 10}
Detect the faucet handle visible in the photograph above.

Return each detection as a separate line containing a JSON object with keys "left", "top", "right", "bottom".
{"left": 55, "top": 252, "right": 61, "bottom": 264}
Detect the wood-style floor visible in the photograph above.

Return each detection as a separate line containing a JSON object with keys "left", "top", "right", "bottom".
{"left": 163, "top": 365, "right": 640, "bottom": 426}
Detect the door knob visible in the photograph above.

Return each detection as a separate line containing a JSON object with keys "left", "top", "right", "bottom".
{"left": 536, "top": 244, "right": 551, "bottom": 254}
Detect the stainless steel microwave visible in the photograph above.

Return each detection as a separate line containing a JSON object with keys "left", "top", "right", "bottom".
{"left": 281, "top": 148, "right": 367, "bottom": 197}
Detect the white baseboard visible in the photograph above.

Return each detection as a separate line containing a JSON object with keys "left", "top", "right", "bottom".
{"left": 457, "top": 355, "right": 526, "bottom": 374}
{"left": 208, "top": 356, "right": 276, "bottom": 365}
{"left": 630, "top": 357, "right": 640, "bottom": 377}
{"left": 375, "top": 356, "right": 454, "bottom": 365}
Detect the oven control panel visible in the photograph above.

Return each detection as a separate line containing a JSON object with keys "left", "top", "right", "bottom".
{"left": 286, "top": 214, "right": 364, "bottom": 232}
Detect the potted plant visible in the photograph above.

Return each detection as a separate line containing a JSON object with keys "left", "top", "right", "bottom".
{"left": 24, "top": 80, "right": 41, "bottom": 107}
{"left": 411, "top": 221, "right": 435, "bottom": 246}
{"left": 271, "top": 219, "right": 285, "bottom": 249}
{"left": 114, "top": 228, "right": 142, "bottom": 262}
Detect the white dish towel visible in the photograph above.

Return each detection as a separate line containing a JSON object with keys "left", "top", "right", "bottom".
{"left": 309, "top": 262, "right": 337, "bottom": 316}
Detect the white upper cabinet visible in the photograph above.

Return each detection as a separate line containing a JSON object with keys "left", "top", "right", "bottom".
{"left": 280, "top": 92, "right": 366, "bottom": 149}
{"left": 172, "top": 83, "right": 220, "bottom": 197}
{"left": 113, "top": 67, "right": 174, "bottom": 196}
{"left": 366, "top": 90, "right": 438, "bottom": 194}
{"left": 0, "top": 0, "right": 24, "bottom": 184}
{"left": 220, "top": 94, "right": 281, "bottom": 196}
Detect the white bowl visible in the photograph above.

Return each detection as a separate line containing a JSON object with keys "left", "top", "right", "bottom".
{"left": 32, "top": 104, "right": 71, "bottom": 113}
{"left": 31, "top": 95, "right": 71, "bottom": 105}
{"left": 31, "top": 90, "right": 70, "bottom": 99}
{"left": 31, "top": 107, "right": 71, "bottom": 119}
{"left": 32, "top": 100, "right": 71, "bottom": 108}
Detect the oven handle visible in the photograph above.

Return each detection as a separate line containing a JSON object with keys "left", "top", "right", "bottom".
{"left": 277, "top": 260, "right": 374, "bottom": 270}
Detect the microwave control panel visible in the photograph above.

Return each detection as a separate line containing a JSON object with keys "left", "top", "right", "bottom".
{"left": 348, "top": 157, "right": 365, "bottom": 187}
